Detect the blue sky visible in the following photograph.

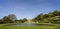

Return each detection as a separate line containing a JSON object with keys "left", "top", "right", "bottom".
{"left": 0, "top": 0, "right": 60, "bottom": 19}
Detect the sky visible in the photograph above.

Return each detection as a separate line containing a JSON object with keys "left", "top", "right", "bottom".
{"left": 0, "top": 0, "right": 60, "bottom": 19}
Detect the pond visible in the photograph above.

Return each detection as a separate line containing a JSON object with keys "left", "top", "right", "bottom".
{"left": 6, "top": 23, "right": 37, "bottom": 26}
{"left": 14, "top": 23, "right": 37, "bottom": 26}
{"left": 5, "top": 23, "right": 56, "bottom": 26}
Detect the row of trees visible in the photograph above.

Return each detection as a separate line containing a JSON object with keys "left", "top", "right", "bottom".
{"left": 0, "top": 10, "right": 60, "bottom": 24}
{"left": 0, "top": 14, "right": 27, "bottom": 24}
{"left": 32, "top": 10, "right": 60, "bottom": 24}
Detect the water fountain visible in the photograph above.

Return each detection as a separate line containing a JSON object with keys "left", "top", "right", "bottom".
{"left": 25, "top": 20, "right": 36, "bottom": 26}
{"left": 28, "top": 20, "right": 31, "bottom": 26}
{"left": 15, "top": 20, "right": 36, "bottom": 26}
{"left": 6, "top": 20, "right": 36, "bottom": 26}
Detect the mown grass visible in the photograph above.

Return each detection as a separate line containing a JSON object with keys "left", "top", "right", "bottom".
{"left": 0, "top": 26, "right": 58, "bottom": 29}
{"left": 0, "top": 24, "right": 60, "bottom": 29}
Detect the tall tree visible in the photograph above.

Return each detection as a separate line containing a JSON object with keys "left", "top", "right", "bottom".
{"left": 53, "top": 10, "right": 60, "bottom": 16}
{"left": 8, "top": 14, "right": 17, "bottom": 20}
{"left": 32, "top": 13, "right": 45, "bottom": 23}
{"left": 48, "top": 12, "right": 55, "bottom": 17}
{"left": 2, "top": 16, "right": 13, "bottom": 23}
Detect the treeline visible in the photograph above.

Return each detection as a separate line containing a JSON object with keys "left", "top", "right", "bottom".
{"left": 0, "top": 14, "right": 27, "bottom": 24}
{"left": 32, "top": 10, "right": 60, "bottom": 24}
{"left": 0, "top": 10, "right": 60, "bottom": 24}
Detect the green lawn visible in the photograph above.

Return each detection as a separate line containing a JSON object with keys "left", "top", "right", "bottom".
{"left": 0, "top": 24, "right": 60, "bottom": 29}
{"left": 0, "top": 26, "right": 59, "bottom": 29}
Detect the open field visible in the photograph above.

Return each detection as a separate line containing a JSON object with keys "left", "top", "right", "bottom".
{"left": 0, "top": 24, "right": 60, "bottom": 29}
{"left": 0, "top": 26, "right": 57, "bottom": 29}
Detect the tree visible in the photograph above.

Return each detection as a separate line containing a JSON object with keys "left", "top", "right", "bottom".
{"left": 52, "top": 10, "right": 60, "bottom": 16}
{"left": 32, "top": 10, "right": 60, "bottom": 22}
{"left": 22, "top": 18, "right": 27, "bottom": 22}
{"left": 57, "top": 11, "right": 60, "bottom": 16}
{"left": 2, "top": 16, "right": 13, "bottom": 23}
{"left": 19, "top": 18, "right": 27, "bottom": 23}
{"left": 32, "top": 13, "right": 45, "bottom": 23}
{"left": 7, "top": 14, "right": 17, "bottom": 23}
{"left": 44, "top": 14, "right": 48, "bottom": 18}
{"left": 8, "top": 14, "right": 17, "bottom": 20}
{"left": 1, "top": 14, "right": 17, "bottom": 23}
{"left": 48, "top": 12, "right": 55, "bottom": 17}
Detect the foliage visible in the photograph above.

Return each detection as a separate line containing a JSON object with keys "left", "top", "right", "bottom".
{"left": 0, "top": 10, "right": 60, "bottom": 24}
{"left": 0, "top": 14, "right": 17, "bottom": 24}
{"left": 19, "top": 18, "right": 27, "bottom": 23}
{"left": 32, "top": 10, "right": 60, "bottom": 24}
